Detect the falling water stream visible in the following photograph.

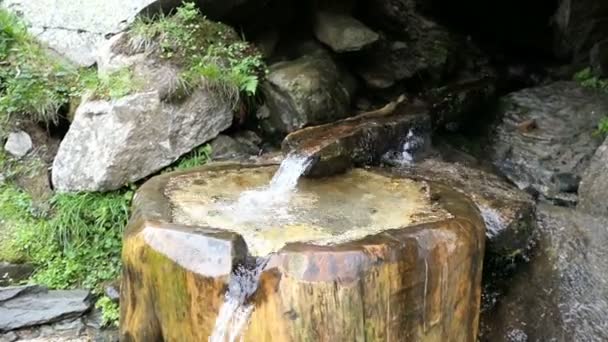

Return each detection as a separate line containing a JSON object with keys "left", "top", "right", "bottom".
{"left": 209, "top": 154, "right": 312, "bottom": 341}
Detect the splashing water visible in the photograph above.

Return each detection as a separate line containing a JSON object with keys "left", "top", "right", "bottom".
{"left": 383, "top": 129, "right": 426, "bottom": 166}
{"left": 209, "top": 258, "right": 269, "bottom": 342}
{"left": 217, "top": 154, "right": 313, "bottom": 225}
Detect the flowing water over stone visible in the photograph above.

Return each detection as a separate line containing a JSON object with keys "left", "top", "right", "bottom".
{"left": 214, "top": 154, "right": 313, "bottom": 227}
{"left": 383, "top": 128, "right": 428, "bottom": 166}
{"left": 209, "top": 258, "right": 269, "bottom": 342}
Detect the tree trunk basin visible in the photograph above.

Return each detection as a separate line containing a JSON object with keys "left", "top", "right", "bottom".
{"left": 120, "top": 162, "right": 486, "bottom": 341}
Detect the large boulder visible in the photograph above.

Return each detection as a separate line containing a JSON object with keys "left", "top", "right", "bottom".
{"left": 257, "top": 47, "right": 356, "bottom": 139}
{"left": 489, "top": 81, "right": 608, "bottom": 204}
{"left": 480, "top": 204, "right": 608, "bottom": 341}
{"left": 577, "top": 137, "right": 608, "bottom": 216}
{"left": 51, "top": 33, "right": 233, "bottom": 192}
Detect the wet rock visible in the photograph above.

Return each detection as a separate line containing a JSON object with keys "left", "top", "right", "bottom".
{"left": 578, "top": 138, "right": 608, "bottom": 217}
{"left": 4, "top": 131, "right": 32, "bottom": 159}
{"left": 553, "top": 0, "right": 608, "bottom": 61}
{"left": 0, "top": 285, "right": 91, "bottom": 331}
{"left": 257, "top": 48, "right": 355, "bottom": 138}
{"left": 52, "top": 34, "right": 233, "bottom": 192}
{"left": 426, "top": 77, "right": 497, "bottom": 131}
{"left": 313, "top": 11, "right": 379, "bottom": 53}
{"left": 121, "top": 162, "right": 485, "bottom": 341}
{"left": 0, "top": 263, "right": 34, "bottom": 287}
{"left": 480, "top": 204, "right": 608, "bottom": 341}
{"left": 399, "top": 159, "right": 536, "bottom": 264}
{"left": 282, "top": 100, "right": 430, "bottom": 177}
{"left": 209, "top": 135, "right": 258, "bottom": 161}
{"left": 490, "top": 81, "right": 607, "bottom": 204}
{"left": 590, "top": 40, "right": 608, "bottom": 77}
{"left": 353, "top": 32, "right": 454, "bottom": 89}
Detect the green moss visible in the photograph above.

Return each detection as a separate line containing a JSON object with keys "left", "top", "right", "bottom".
{"left": 128, "top": 2, "right": 266, "bottom": 106}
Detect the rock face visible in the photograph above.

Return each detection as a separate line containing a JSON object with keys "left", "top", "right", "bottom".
{"left": 282, "top": 101, "right": 430, "bottom": 177}
{"left": 257, "top": 48, "right": 356, "bottom": 139}
{"left": 398, "top": 159, "right": 536, "bottom": 264}
{"left": 0, "top": 285, "right": 91, "bottom": 332}
{"left": 353, "top": 0, "right": 457, "bottom": 88}
{"left": 313, "top": 11, "right": 379, "bottom": 53}
{"left": 553, "top": 0, "right": 608, "bottom": 61}
{"left": 0, "top": 0, "right": 255, "bottom": 66}
{"left": 590, "top": 40, "right": 608, "bottom": 77}
{"left": 52, "top": 34, "right": 233, "bottom": 192}
{"left": 578, "top": 138, "right": 608, "bottom": 216}
{"left": 120, "top": 163, "right": 486, "bottom": 341}
{"left": 480, "top": 204, "right": 608, "bottom": 341}
{"left": 490, "top": 81, "right": 608, "bottom": 204}
{"left": 4, "top": 131, "right": 32, "bottom": 159}
{"left": 0, "top": 0, "right": 169, "bottom": 66}
{"left": 426, "top": 77, "right": 497, "bottom": 131}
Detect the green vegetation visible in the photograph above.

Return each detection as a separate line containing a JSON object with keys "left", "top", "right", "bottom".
{"left": 0, "top": 143, "right": 212, "bottom": 326}
{"left": 129, "top": 2, "right": 266, "bottom": 105}
{"left": 95, "top": 295, "right": 121, "bottom": 327}
{"left": 0, "top": 9, "right": 79, "bottom": 132}
{"left": 79, "top": 68, "right": 140, "bottom": 100}
{"left": 165, "top": 144, "right": 212, "bottom": 172}
{"left": 574, "top": 67, "right": 608, "bottom": 136}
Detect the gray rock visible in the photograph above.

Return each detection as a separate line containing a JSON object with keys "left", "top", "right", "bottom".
{"left": 210, "top": 135, "right": 257, "bottom": 161}
{"left": 52, "top": 34, "right": 233, "bottom": 192}
{"left": 490, "top": 81, "right": 608, "bottom": 204}
{"left": 400, "top": 159, "right": 536, "bottom": 263}
{"left": 0, "top": 0, "right": 172, "bottom": 66}
{"left": 0, "top": 263, "right": 34, "bottom": 287}
{"left": 313, "top": 11, "right": 379, "bottom": 53}
{"left": 4, "top": 131, "right": 32, "bottom": 159}
{"left": 0, "top": 331, "right": 17, "bottom": 342}
{"left": 258, "top": 48, "right": 356, "bottom": 138}
{"left": 590, "top": 39, "right": 608, "bottom": 78}
{"left": 480, "top": 204, "right": 608, "bottom": 341}
{"left": 0, "top": 0, "right": 254, "bottom": 67}
{"left": 0, "top": 286, "right": 91, "bottom": 331}
{"left": 578, "top": 137, "right": 608, "bottom": 216}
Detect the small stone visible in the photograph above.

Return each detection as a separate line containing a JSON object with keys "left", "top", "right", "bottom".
{"left": 4, "top": 130, "right": 32, "bottom": 158}
{"left": 313, "top": 11, "right": 379, "bottom": 53}
{"left": 104, "top": 283, "right": 120, "bottom": 303}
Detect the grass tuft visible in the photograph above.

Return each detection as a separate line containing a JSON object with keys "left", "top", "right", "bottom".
{"left": 128, "top": 2, "right": 266, "bottom": 107}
